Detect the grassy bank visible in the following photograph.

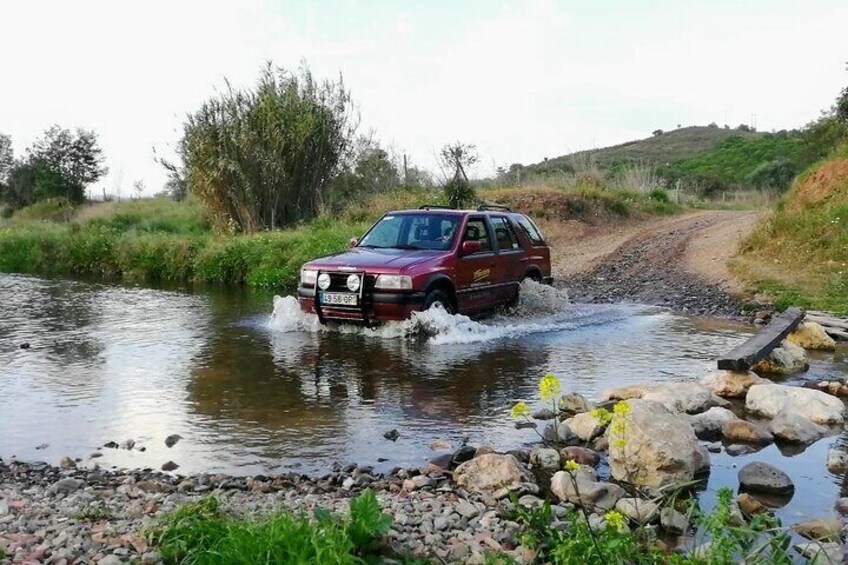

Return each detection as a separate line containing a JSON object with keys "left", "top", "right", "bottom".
{"left": 0, "top": 186, "right": 679, "bottom": 290}
{"left": 733, "top": 145, "right": 848, "bottom": 314}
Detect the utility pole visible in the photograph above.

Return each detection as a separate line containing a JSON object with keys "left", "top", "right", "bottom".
{"left": 403, "top": 154, "right": 408, "bottom": 185}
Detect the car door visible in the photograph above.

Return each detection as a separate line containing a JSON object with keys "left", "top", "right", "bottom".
{"left": 489, "top": 215, "right": 525, "bottom": 303}
{"left": 454, "top": 216, "right": 498, "bottom": 313}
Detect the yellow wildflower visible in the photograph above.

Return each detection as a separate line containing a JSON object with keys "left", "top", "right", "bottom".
{"left": 589, "top": 407, "right": 612, "bottom": 426}
{"left": 604, "top": 510, "right": 628, "bottom": 532}
{"left": 564, "top": 460, "right": 580, "bottom": 473}
{"left": 613, "top": 401, "right": 630, "bottom": 416}
{"left": 539, "top": 373, "right": 561, "bottom": 402}
{"left": 510, "top": 401, "right": 531, "bottom": 420}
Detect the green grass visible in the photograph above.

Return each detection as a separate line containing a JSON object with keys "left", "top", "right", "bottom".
{"left": 147, "top": 491, "right": 394, "bottom": 565}
{"left": 0, "top": 186, "right": 680, "bottom": 289}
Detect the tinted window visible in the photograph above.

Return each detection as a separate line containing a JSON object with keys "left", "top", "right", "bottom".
{"left": 462, "top": 218, "right": 492, "bottom": 253}
{"left": 491, "top": 217, "right": 520, "bottom": 251}
{"left": 513, "top": 214, "right": 545, "bottom": 246}
{"left": 359, "top": 213, "right": 459, "bottom": 250}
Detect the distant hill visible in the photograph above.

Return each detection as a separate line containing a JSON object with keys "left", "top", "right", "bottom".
{"left": 525, "top": 126, "right": 763, "bottom": 173}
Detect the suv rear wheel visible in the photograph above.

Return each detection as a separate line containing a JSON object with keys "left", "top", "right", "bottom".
{"left": 424, "top": 289, "right": 455, "bottom": 314}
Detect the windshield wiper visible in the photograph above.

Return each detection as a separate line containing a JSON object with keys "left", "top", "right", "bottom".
{"left": 392, "top": 244, "right": 425, "bottom": 250}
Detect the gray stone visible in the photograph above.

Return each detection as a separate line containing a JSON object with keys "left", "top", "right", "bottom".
{"left": 542, "top": 420, "right": 575, "bottom": 443}
{"left": 529, "top": 447, "right": 561, "bottom": 471}
{"left": 660, "top": 508, "right": 688, "bottom": 534}
{"left": 99, "top": 556, "right": 122, "bottom": 565}
{"left": 532, "top": 408, "right": 556, "bottom": 420}
{"left": 769, "top": 412, "right": 828, "bottom": 444}
{"left": 746, "top": 384, "right": 843, "bottom": 425}
{"left": 615, "top": 498, "right": 659, "bottom": 524}
{"left": 565, "top": 412, "right": 606, "bottom": 442}
{"left": 52, "top": 478, "right": 83, "bottom": 494}
{"left": 453, "top": 454, "right": 535, "bottom": 494}
{"left": 827, "top": 448, "right": 848, "bottom": 473}
{"left": 641, "top": 383, "right": 725, "bottom": 414}
{"left": 738, "top": 462, "right": 794, "bottom": 495}
{"left": 793, "top": 541, "right": 843, "bottom": 563}
{"left": 142, "top": 551, "right": 161, "bottom": 565}
{"left": 550, "top": 471, "right": 625, "bottom": 512}
{"left": 559, "top": 392, "right": 595, "bottom": 415}
{"left": 688, "top": 407, "right": 737, "bottom": 439}
{"left": 455, "top": 500, "right": 479, "bottom": 519}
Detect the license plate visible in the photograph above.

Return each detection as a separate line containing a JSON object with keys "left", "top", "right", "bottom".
{"left": 320, "top": 292, "right": 358, "bottom": 306}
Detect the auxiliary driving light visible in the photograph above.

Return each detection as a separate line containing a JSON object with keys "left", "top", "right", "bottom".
{"left": 346, "top": 274, "right": 361, "bottom": 292}
{"left": 317, "top": 273, "right": 331, "bottom": 290}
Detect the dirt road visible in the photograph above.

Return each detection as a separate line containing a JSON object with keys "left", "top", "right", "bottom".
{"left": 554, "top": 210, "right": 761, "bottom": 317}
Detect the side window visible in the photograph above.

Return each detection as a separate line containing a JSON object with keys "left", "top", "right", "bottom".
{"left": 462, "top": 218, "right": 492, "bottom": 253}
{"left": 491, "top": 217, "right": 520, "bottom": 251}
{"left": 514, "top": 215, "right": 545, "bottom": 246}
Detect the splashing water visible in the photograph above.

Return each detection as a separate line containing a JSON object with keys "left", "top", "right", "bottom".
{"left": 267, "top": 280, "right": 636, "bottom": 344}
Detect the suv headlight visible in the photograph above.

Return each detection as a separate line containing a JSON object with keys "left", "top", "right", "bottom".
{"left": 374, "top": 274, "right": 413, "bottom": 290}
{"left": 300, "top": 269, "right": 317, "bottom": 286}
{"left": 346, "top": 274, "right": 361, "bottom": 292}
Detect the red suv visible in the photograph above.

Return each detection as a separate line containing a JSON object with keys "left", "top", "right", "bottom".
{"left": 297, "top": 205, "right": 552, "bottom": 324}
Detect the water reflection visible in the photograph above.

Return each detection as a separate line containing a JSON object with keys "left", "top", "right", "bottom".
{"left": 2, "top": 273, "right": 847, "bottom": 524}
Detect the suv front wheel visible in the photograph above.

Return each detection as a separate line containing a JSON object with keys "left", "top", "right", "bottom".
{"left": 424, "top": 289, "right": 455, "bottom": 314}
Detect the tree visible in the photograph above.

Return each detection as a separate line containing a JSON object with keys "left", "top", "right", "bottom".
{"left": 652, "top": 129, "right": 664, "bottom": 137}
{"left": 180, "top": 62, "right": 356, "bottom": 231}
{"left": 439, "top": 142, "right": 478, "bottom": 209}
{"left": 746, "top": 158, "right": 798, "bottom": 192}
{"left": 0, "top": 133, "right": 12, "bottom": 186}
{"left": 327, "top": 137, "right": 400, "bottom": 210}
{"left": 27, "top": 126, "right": 107, "bottom": 203}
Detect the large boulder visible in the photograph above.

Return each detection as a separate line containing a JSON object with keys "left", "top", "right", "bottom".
{"left": 560, "top": 446, "right": 600, "bottom": 467}
{"left": 601, "top": 384, "right": 655, "bottom": 401}
{"left": 746, "top": 384, "right": 844, "bottom": 425}
{"left": 700, "top": 370, "right": 768, "bottom": 398}
{"left": 641, "top": 383, "right": 726, "bottom": 414}
{"left": 787, "top": 321, "right": 837, "bottom": 351}
{"left": 454, "top": 454, "right": 534, "bottom": 494}
{"left": 688, "top": 407, "right": 737, "bottom": 439}
{"left": 721, "top": 419, "right": 773, "bottom": 445}
{"left": 738, "top": 462, "right": 794, "bottom": 495}
{"left": 550, "top": 470, "right": 626, "bottom": 512}
{"left": 768, "top": 412, "right": 828, "bottom": 444}
{"left": 565, "top": 412, "right": 606, "bottom": 442}
{"left": 529, "top": 448, "right": 561, "bottom": 471}
{"left": 752, "top": 341, "right": 809, "bottom": 375}
{"left": 608, "top": 399, "right": 705, "bottom": 492}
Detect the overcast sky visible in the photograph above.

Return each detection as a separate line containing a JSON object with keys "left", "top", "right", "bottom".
{"left": 1, "top": 0, "right": 846, "bottom": 196}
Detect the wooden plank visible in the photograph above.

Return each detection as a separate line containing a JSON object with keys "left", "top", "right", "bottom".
{"left": 717, "top": 307, "right": 805, "bottom": 371}
{"left": 806, "top": 315, "right": 848, "bottom": 331}
{"left": 825, "top": 328, "right": 848, "bottom": 341}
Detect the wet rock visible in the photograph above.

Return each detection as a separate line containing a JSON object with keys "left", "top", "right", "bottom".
{"left": 165, "top": 434, "right": 182, "bottom": 448}
{"left": 615, "top": 498, "right": 659, "bottom": 524}
{"left": 813, "top": 380, "right": 848, "bottom": 397}
{"left": 738, "top": 462, "right": 794, "bottom": 495}
{"left": 542, "top": 421, "right": 575, "bottom": 443}
{"left": 161, "top": 461, "right": 179, "bottom": 472}
{"left": 383, "top": 429, "right": 400, "bottom": 441}
{"left": 700, "top": 370, "right": 767, "bottom": 398}
{"left": 746, "top": 384, "right": 844, "bottom": 425}
{"left": 59, "top": 456, "right": 76, "bottom": 469}
{"left": 90, "top": 452, "right": 103, "bottom": 459}
{"left": 559, "top": 392, "right": 594, "bottom": 415}
{"left": 120, "top": 439, "right": 136, "bottom": 450}
{"left": 99, "top": 556, "right": 123, "bottom": 565}
{"left": 721, "top": 419, "right": 773, "bottom": 445}
{"left": 793, "top": 541, "right": 843, "bottom": 563}
{"left": 529, "top": 448, "right": 561, "bottom": 471}
{"left": 751, "top": 340, "right": 809, "bottom": 375}
{"left": 642, "top": 383, "right": 726, "bottom": 415}
{"left": 565, "top": 412, "right": 606, "bottom": 442}
{"left": 452, "top": 445, "right": 476, "bottom": 466}
{"left": 428, "top": 453, "right": 453, "bottom": 471}
{"left": 429, "top": 439, "right": 452, "bottom": 451}
{"left": 103, "top": 441, "right": 119, "bottom": 449}
{"left": 515, "top": 421, "right": 537, "bottom": 430}
{"left": 660, "top": 508, "right": 688, "bottom": 534}
{"left": 834, "top": 498, "right": 848, "bottom": 516}
{"left": 601, "top": 384, "right": 654, "bottom": 401}
{"left": 474, "top": 446, "right": 495, "bottom": 458}
{"left": 725, "top": 444, "right": 759, "bottom": 456}
{"left": 768, "top": 412, "right": 828, "bottom": 444}
{"left": 688, "top": 406, "right": 737, "bottom": 439}
{"left": 792, "top": 517, "right": 843, "bottom": 541}
{"left": 608, "top": 399, "right": 704, "bottom": 492}
{"left": 560, "top": 446, "right": 600, "bottom": 467}
{"left": 20, "top": 342, "right": 31, "bottom": 349}
{"left": 788, "top": 321, "right": 837, "bottom": 351}
{"left": 532, "top": 408, "right": 556, "bottom": 420}
{"left": 508, "top": 449, "right": 530, "bottom": 464}
{"left": 827, "top": 448, "right": 848, "bottom": 474}
{"left": 453, "top": 454, "right": 534, "bottom": 494}
{"left": 550, "top": 471, "right": 625, "bottom": 512}
{"left": 737, "top": 493, "right": 769, "bottom": 517}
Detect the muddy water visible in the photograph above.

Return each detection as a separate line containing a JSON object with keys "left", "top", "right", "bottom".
{"left": 1, "top": 273, "right": 847, "bottom": 521}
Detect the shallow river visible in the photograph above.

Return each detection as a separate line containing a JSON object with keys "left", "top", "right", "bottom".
{"left": 1, "top": 273, "right": 847, "bottom": 522}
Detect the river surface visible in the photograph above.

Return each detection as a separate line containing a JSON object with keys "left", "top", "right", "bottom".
{"left": 1, "top": 273, "right": 847, "bottom": 522}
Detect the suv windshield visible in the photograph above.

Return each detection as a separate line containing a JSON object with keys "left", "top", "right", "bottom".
{"left": 358, "top": 213, "right": 460, "bottom": 251}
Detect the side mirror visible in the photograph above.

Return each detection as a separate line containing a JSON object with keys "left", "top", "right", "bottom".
{"left": 461, "top": 240, "right": 483, "bottom": 256}
{"left": 349, "top": 237, "right": 359, "bottom": 248}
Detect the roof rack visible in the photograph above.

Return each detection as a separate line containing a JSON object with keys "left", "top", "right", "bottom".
{"left": 419, "top": 205, "right": 456, "bottom": 210}
{"left": 476, "top": 203, "right": 512, "bottom": 212}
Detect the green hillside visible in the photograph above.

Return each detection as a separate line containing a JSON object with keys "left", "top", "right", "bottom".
{"left": 525, "top": 126, "right": 763, "bottom": 174}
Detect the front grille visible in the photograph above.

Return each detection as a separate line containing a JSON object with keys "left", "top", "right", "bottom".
{"left": 320, "top": 271, "right": 372, "bottom": 293}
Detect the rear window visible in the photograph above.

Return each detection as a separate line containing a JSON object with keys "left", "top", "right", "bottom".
{"left": 513, "top": 214, "right": 545, "bottom": 246}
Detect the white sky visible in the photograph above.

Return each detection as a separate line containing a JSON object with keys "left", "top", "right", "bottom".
{"left": 1, "top": 0, "right": 846, "bottom": 196}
